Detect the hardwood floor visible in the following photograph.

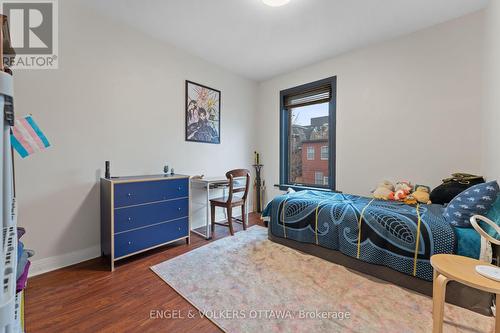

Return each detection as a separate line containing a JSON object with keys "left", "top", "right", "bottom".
{"left": 26, "top": 213, "right": 264, "bottom": 333}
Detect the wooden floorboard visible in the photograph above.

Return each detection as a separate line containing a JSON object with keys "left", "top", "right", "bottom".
{"left": 26, "top": 213, "right": 264, "bottom": 333}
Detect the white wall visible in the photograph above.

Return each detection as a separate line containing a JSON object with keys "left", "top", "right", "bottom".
{"left": 257, "top": 11, "right": 484, "bottom": 200}
{"left": 14, "top": 0, "right": 258, "bottom": 275}
{"left": 482, "top": 1, "right": 500, "bottom": 181}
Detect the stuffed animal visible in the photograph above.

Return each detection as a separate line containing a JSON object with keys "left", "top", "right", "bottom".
{"left": 404, "top": 197, "right": 418, "bottom": 205}
{"left": 392, "top": 181, "right": 413, "bottom": 201}
{"left": 372, "top": 180, "right": 395, "bottom": 200}
{"left": 411, "top": 185, "right": 431, "bottom": 204}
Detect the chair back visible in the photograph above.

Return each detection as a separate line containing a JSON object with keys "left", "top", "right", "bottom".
{"left": 225, "top": 169, "right": 250, "bottom": 204}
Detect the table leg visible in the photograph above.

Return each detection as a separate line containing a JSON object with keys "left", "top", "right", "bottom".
{"left": 206, "top": 185, "right": 211, "bottom": 240}
{"left": 496, "top": 294, "right": 500, "bottom": 333}
{"left": 432, "top": 273, "right": 449, "bottom": 333}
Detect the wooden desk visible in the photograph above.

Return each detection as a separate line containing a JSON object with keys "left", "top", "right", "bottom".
{"left": 431, "top": 254, "right": 500, "bottom": 333}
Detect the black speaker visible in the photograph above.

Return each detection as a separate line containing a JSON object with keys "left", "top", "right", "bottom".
{"left": 105, "top": 161, "right": 110, "bottom": 179}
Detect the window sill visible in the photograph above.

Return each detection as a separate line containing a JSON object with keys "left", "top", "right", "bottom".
{"left": 274, "top": 184, "right": 340, "bottom": 193}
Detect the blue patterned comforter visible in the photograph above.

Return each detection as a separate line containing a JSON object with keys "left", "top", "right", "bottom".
{"left": 263, "top": 190, "right": 456, "bottom": 281}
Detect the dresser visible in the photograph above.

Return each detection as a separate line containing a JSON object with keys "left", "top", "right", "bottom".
{"left": 100, "top": 174, "right": 190, "bottom": 271}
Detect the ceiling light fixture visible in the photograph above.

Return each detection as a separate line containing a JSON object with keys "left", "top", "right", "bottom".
{"left": 262, "top": 0, "right": 290, "bottom": 7}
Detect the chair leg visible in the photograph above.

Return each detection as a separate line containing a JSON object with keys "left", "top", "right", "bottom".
{"left": 242, "top": 204, "right": 247, "bottom": 230}
{"left": 211, "top": 204, "right": 216, "bottom": 236}
{"left": 227, "top": 206, "right": 234, "bottom": 235}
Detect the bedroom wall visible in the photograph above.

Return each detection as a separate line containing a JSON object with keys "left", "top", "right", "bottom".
{"left": 256, "top": 11, "right": 484, "bottom": 200}
{"left": 482, "top": 1, "right": 500, "bottom": 182}
{"left": 13, "top": 0, "right": 258, "bottom": 275}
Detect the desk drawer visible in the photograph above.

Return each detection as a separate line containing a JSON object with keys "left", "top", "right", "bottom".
{"left": 114, "top": 198, "right": 188, "bottom": 233}
{"left": 114, "top": 178, "right": 188, "bottom": 208}
{"left": 114, "top": 218, "right": 188, "bottom": 258}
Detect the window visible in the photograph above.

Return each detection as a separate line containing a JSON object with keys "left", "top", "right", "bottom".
{"left": 315, "top": 172, "right": 324, "bottom": 185}
{"left": 306, "top": 147, "right": 315, "bottom": 160}
{"left": 320, "top": 146, "right": 328, "bottom": 160}
{"left": 280, "top": 76, "right": 336, "bottom": 190}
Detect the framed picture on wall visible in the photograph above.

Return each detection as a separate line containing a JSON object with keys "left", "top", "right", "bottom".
{"left": 185, "top": 80, "right": 221, "bottom": 144}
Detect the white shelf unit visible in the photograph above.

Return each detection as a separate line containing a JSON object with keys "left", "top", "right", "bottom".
{"left": 0, "top": 71, "right": 20, "bottom": 333}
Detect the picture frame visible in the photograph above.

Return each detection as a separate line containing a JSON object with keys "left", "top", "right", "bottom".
{"left": 185, "top": 80, "right": 221, "bottom": 144}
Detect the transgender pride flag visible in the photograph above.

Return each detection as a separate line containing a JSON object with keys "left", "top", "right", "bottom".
{"left": 11, "top": 115, "right": 50, "bottom": 158}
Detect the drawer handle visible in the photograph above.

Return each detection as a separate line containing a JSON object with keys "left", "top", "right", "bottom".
{"left": 177, "top": 207, "right": 182, "bottom": 211}
{"left": 178, "top": 227, "right": 181, "bottom": 231}
{"left": 127, "top": 193, "right": 133, "bottom": 197}
{"left": 128, "top": 241, "right": 132, "bottom": 245}
{"left": 177, "top": 186, "right": 182, "bottom": 191}
{"left": 127, "top": 217, "right": 132, "bottom": 222}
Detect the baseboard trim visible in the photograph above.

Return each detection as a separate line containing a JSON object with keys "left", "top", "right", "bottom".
{"left": 28, "top": 211, "right": 260, "bottom": 277}
{"left": 29, "top": 245, "right": 101, "bottom": 277}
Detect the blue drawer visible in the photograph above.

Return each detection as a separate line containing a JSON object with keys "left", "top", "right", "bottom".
{"left": 114, "top": 218, "right": 189, "bottom": 258}
{"left": 114, "top": 178, "right": 188, "bottom": 208}
{"left": 114, "top": 198, "right": 188, "bottom": 233}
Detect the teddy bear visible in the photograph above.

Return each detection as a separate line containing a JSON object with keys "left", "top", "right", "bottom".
{"left": 372, "top": 180, "right": 395, "bottom": 200}
{"left": 391, "top": 181, "right": 413, "bottom": 201}
{"left": 410, "top": 185, "right": 431, "bottom": 204}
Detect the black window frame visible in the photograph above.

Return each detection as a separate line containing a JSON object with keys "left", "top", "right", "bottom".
{"left": 279, "top": 76, "right": 337, "bottom": 192}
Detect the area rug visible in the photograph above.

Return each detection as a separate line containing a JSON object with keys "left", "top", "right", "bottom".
{"left": 151, "top": 226, "right": 495, "bottom": 333}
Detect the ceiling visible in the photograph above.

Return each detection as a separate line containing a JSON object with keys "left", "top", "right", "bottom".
{"left": 85, "top": 0, "right": 489, "bottom": 81}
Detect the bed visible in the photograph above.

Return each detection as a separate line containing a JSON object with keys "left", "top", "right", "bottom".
{"left": 262, "top": 190, "right": 493, "bottom": 315}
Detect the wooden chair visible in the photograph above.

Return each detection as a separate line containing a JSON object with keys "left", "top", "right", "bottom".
{"left": 210, "top": 169, "right": 250, "bottom": 236}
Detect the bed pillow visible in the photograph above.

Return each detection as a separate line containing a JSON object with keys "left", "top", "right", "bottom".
{"left": 483, "top": 195, "right": 500, "bottom": 239}
{"left": 444, "top": 181, "right": 499, "bottom": 228}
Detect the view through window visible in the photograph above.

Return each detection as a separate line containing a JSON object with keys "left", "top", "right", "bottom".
{"left": 288, "top": 102, "right": 329, "bottom": 187}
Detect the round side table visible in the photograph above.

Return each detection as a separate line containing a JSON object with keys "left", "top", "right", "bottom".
{"left": 431, "top": 254, "right": 500, "bottom": 333}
